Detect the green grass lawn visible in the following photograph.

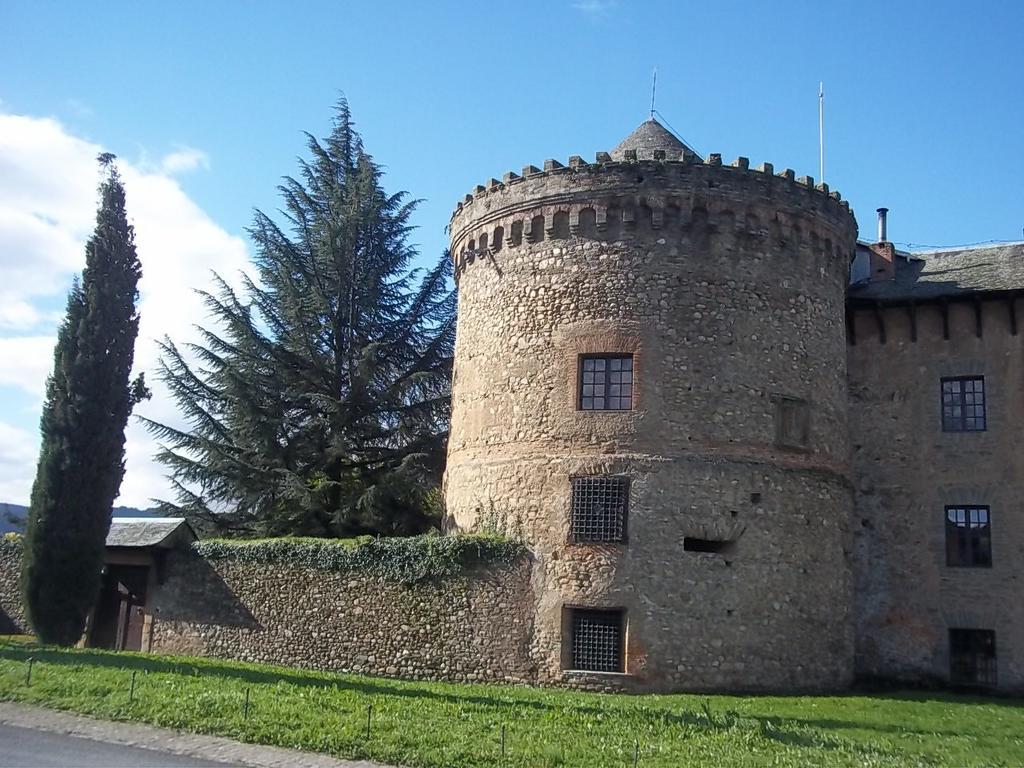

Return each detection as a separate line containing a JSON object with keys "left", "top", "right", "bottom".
{"left": 0, "top": 638, "right": 1021, "bottom": 767}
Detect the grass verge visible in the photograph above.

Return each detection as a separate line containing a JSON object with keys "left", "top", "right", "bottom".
{"left": 0, "top": 638, "right": 1021, "bottom": 767}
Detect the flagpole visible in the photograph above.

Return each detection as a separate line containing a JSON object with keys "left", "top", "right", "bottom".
{"left": 650, "top": 67, "right": 657, "bottom": 119}
{"left": 818, "top": 82, "right": 825, "bottom": 183}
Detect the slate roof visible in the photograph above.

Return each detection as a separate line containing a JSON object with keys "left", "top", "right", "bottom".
{"left": 611, "top": 118, "right": 701, "bottom": 162}
{"left": 848, "top": 243, "right": 1024, "bottom": 302}
{"left": 106, "top": 517, "right": 195, "bottom": 548}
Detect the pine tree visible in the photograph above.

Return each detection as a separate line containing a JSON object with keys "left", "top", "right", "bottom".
{"left": 22, "top": 156, "right": 148, "bottom": 645}
{"left": 144, "top": 100, "right": 455, "bottom": 537}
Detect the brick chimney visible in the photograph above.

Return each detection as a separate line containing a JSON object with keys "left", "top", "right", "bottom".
{"left": 868, "top": 207, "right": 896, "bottom": 281}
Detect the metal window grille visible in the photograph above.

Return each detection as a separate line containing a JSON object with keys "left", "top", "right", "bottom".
{"left": 579, "top": 355, "right": 633, "bottom": 411}
{"left": 571, "top": 609, "right": 624, "bottom": 673}
{"left": 949, "top": 628, "right": 997, "bottom": 686}
{"left": 570, "top": 476, "right": 628, "bottom": 543}
{"left": 941, "top": 376, "right": 986, "bottom": 432}
{"left": 945, "top": 506, "right": 992, "bottom": 567}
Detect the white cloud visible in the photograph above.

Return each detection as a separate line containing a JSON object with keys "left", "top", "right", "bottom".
{"left": 0, "top": 111, "right": 250, "bottom": 507}
{"left": 0, "top": 301, "right": 47, "bottom": 332}
{"left": 0, "top": 336, "right": 54, "bottom": 396}
{"left": 0, "top": 420, "right": 40, "bottom": 505}
{"left": 572, "top": 0, "right": 617, "bottom": 18}
{"left": 160, "top": 146, "right": 210, "bottom": 175}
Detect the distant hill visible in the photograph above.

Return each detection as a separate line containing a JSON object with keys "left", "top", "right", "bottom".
{"left": 0, "top": 503, "right": 162, "bottom": 535}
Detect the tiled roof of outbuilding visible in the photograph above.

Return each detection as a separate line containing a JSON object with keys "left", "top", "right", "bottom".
{"left": 611, "top": 118, "right": 701, "bottom": 162}
{"left": 106, "top": 517, "right": 195, "bottom": 548}
{"left": 848, "top": 243, "right": 1024, "bottom": 301}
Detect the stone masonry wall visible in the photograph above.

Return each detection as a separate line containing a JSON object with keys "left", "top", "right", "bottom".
{"left": 0, "top": 541, "right": 536, "bottom": 685}
{"left": 848, "top": 297, "right": 1024, "bottom": 692}
{"left": 148, "top": 549, "right": 536, "bottom": 684}
{"left": 446, "top": 153, "right": 859, "bottom": 692}
{"left": 0, "top": 540, "right": 27, "bottom": 635}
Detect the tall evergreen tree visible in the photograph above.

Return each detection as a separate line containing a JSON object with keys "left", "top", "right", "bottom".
{"left": 144, "top": 100, "right": 455, "bottom": 537}
{"left": 22, "top": 156, "right": 148, "bottom": 645}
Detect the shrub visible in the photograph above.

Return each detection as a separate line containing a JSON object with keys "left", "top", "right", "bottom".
{"left": 194, "top": 533, "right": 525, "bottom": 584}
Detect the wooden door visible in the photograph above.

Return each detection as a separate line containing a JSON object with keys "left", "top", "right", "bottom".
{"left": 89, "top": 564, "right": 149, "bottom": 651}
{"left": 124, "top": 603, "right": 146, "bottom": 651}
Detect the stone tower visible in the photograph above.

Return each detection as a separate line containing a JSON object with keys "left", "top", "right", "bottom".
{"left": 445, "top": 118, "right": 859, "bottom": 691}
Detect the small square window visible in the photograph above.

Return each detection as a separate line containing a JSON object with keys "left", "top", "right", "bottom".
{"left": 774, "top": 395, "right": 809, "bottom": 449}
{"left": 949, "top": 628, "right": 996, "bottom": 686}
{"left": 569, "top": 608, "right": 625, "bottom": 673}
{"left": 945, "top": 506, "right": 992, "bottom": 567}
{"left": 941, "top": 376, "right": 986, "bottom": 432}
{"left": 579, "top": 355, "right": 633, "bottom": 411}
{"left": 570, "top": 476, "right": 628, "bottom": 543}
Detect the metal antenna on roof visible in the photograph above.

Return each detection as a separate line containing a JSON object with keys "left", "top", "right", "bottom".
{"left": 652, "top": 109, "right": 704, "bottom": 160}
{"left": 650, "top": 67, "right": 657, "bottom": 119}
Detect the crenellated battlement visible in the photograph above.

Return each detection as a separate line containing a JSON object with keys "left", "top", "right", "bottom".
{"left": 451, "top": 150, "right": 849, "bottom": 225}
{"left": 448, "top": 150, "right": 857, "bottom": 278}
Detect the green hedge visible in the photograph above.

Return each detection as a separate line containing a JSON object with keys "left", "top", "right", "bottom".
{"left": 193, "top": 533, "right": 526, "bottom": 584}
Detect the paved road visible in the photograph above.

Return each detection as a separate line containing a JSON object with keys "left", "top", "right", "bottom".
{"left": 0, "top": 702, "right": 389, "bottom": 768}
{"left": 0, "top": 723, "right": 229, "bottom": 767}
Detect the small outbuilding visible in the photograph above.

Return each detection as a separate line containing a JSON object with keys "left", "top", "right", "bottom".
{"left": 86, "top": 518, "right": 196, "bottom": 652}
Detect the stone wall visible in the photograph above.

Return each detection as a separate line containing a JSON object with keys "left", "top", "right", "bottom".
{"left": 445, "top": 152, "right": 858, "bottom": 691}
{"left": 848, "top": 296, "right": 1024, "bottom": 692}
{"left": 0, "top": 540, "right": 28, "bottom": 635}
{"left": 148, "top": 549, "right": 536, "bottom": 684}
{"left": 0, "top": 539, "right": 537, "bottom": 685}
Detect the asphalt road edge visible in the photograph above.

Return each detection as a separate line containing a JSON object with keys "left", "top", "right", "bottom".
{"left": 0, "top": 701, "right": 391, "bottom": 768}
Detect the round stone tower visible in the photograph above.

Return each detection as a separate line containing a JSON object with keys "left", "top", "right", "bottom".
{"left": 445, "top": 118, "right": 858, "bottom": 692}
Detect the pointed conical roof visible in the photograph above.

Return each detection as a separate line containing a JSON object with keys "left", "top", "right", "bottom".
{"left": 611, "top": 118, "right": 700, "bottom": 162}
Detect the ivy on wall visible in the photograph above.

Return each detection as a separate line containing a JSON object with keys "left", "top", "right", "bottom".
{"left": 194, "top": 533, "right": 526, "bottom": 584}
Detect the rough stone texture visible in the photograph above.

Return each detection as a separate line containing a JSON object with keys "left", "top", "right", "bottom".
{"left": 848, "top": 297, "right": 1024, "bottom": 692}
{"left": 611, "top": 118, "right": 700, "bottom": 162}
{"left": 445, "top": 127, "right": 859, "bottom": 692}
{"left": 147, "top": 549, "right": 536, "bottom": 685}
{"left": 0, "top": 540, "right": 27, "bottom": 635}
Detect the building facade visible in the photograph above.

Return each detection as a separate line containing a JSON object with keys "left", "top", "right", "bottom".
{"left": 444, "top": 119, "right": 1023, "bottom": 693}
{"left": 848, "top": 242, "right": 1023, "bottom": 691}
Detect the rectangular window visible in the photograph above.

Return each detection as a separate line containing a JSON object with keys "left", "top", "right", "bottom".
{"left": 570, "top": 476, "right": 628, "bottom": 543}
{"left": 570, "top": 608, "right": 625, "bottom": 673}
{"left": 949, "top": 628, "right": 997, "bottom": 686}
{"left": 946, "top": 506, "right": 992, "bottom": 567}
{"left": 774, "top": 395, "right": 809, "bottom": 449}
{"left": 941, "top": 376, "right": 986, "bottom": 432}
{"left": 579, "top": 355, "right": 633, "bottom": 411}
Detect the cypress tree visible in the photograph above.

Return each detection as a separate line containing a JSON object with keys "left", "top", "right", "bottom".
{"left": 144, "top": 99, "right": 455, "bottom": 537}
{"left": 22, "top": 155, "right": 148, "bottom": 645}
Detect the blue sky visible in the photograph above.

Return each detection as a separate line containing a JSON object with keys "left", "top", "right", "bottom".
{"left": 1, "top": 0, "right": 1022, "bottom": 505}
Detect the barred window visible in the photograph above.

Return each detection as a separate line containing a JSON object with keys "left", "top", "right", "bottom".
{"left": 941, "top": 376, "right": 986, "bottom": 432}
{"left": 570, "top": 476, "right": 628, "bottom": 543}
{"left": 950, "top": 628, "right": 996, "bottom": 686}
{"left": 570, "top": 608, "right": 625, "bottom": 673}
{"left": 579, "top": 355, "right": 633, "bottom": 411}
{"left": 946, "top": 506, "right": 991, "bottom": 567}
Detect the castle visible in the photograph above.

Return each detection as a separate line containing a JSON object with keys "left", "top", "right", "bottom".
{"left": 1, "top": 118, "right": 1019, "bottom": 696}
{"left": 444, "top": 118, "right": 1023, "bottom": 692}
